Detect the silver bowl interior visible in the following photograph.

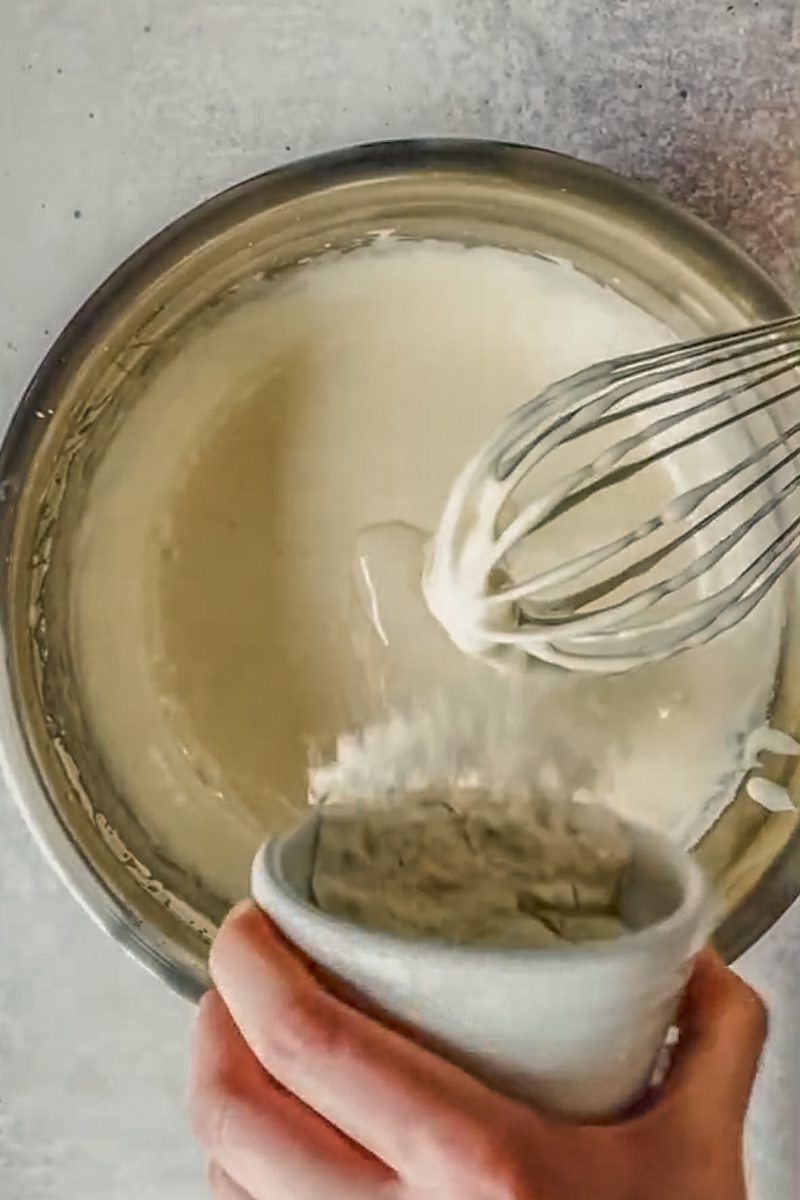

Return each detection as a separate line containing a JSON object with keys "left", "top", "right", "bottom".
{"left": 0, "top": 140, "right": 797, "bottom": 999}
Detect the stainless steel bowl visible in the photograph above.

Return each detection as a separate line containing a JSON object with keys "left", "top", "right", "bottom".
{"left": 1, "top": 139, "right": 798, "bottom": 1000}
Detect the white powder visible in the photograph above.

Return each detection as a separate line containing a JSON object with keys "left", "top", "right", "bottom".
{"left": 312, "top": 790, "right": 633, "bottom": 947}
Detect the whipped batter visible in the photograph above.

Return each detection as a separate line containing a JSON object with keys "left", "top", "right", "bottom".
{"left": 69, "top": 239, "right": 785, "bottom": 901}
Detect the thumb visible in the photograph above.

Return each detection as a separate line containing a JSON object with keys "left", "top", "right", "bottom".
{"left": 664, "top": 948, "right": 767, "bottom": 1118}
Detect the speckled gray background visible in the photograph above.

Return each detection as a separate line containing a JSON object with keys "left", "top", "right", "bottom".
{"left": 0, "top": 3, "right": 798, "bottom": 1198}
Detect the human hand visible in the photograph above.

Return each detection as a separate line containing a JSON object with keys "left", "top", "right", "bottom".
{"left": 190, "top": 902, "right": 766, "bottom": 1200}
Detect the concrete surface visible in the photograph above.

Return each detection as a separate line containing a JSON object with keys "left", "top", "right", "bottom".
{"left": 0, "top": 2, "right": 798, "bottom": 1197}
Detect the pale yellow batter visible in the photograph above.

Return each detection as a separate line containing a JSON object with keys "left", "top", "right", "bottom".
{"left": 69, "top": 239, "right": 782, "bottom": 901}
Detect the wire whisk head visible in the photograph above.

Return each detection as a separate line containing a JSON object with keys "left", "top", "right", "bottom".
{"left": 424, "top": 315, "right": 800, "bottom": 672}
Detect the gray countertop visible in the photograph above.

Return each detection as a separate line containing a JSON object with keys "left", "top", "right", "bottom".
{"left": 1, "top": 3, "right": 798, "bottom": 1198}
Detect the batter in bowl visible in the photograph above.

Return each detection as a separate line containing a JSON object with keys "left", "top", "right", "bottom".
{"left": 68, "top": 239, "right": 786, "bottom": 902}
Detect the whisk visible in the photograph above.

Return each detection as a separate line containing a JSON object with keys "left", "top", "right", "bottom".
{"left": 423, "top": 315, "right": 800, "bottom": 673}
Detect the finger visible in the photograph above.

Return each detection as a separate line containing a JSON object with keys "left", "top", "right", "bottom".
{"left": 664, "top": 948, "right": 767, "bottom": 1115}
{"left": 210, "top": 902, "right": 529, "bottom": 1181}
{"left": 207, "top": 1160, "right": 255, "bottom": 1200}
{"left": 190, "top": 989, "right": 392, "bottom": 1200}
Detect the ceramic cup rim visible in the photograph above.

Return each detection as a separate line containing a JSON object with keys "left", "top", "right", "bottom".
{"left": 251, "top": 809, "right": 713, "bottom": 966}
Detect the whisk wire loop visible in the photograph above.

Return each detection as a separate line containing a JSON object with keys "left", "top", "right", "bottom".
{"left": 425, "top": 316, "right": 800, "bottom": 671}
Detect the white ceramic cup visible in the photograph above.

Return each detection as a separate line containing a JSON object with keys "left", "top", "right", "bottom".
{"left": 251, "top": 813, "right": 711, "bottom": 1119}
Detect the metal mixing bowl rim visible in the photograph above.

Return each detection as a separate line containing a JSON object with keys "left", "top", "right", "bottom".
{"left": 0, "top": 137, "right": 796, "bottom": 1000}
